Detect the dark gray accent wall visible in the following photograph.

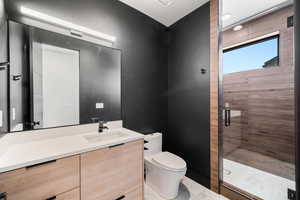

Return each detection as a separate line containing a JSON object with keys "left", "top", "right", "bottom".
{"left": 79, "top": 44, "right": 121, "bottom": 123}
{"left": 0, "top": 0, "right": 7, "bottom": 62}
{"left": 9, "top": 21, "right": 31, "bottom": 131}
{"left": 0, "top": 0, "right": 8, "bottom": 133}
{"left": 166, "top": 3, "right": 211, "bottom": 188}
{"left": 295, "top": 0, "right": 300, "bottom": 199}
{"left": 6, "top": 0, "right": 168, "bottom": 134}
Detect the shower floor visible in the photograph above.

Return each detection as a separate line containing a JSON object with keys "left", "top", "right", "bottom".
{"left": 223, "top": 158, "right": 295, "bottom": 200}
{"left": 225, "top": 148, "right": 295, "bottom": 180}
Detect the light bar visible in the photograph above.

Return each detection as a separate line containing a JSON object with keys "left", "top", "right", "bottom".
{"left": 20, "top": 6, "right": 116, "bottom": 42}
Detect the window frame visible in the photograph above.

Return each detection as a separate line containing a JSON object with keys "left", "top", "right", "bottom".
{"left": 223, "top": 35, "right": 280, "bottom": 72}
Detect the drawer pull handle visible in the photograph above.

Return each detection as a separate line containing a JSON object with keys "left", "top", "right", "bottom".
{"left": 144, "top": 140, "right": 149, "bottom": 144}
{"left": 109, "top": 143, "right": 125, "bottom": 148}
{"left": 116, "top": 195, "right": 125, "bottom": 200}
{"left": 46, "top": 196, "right": 56, "bottom": 200}
{"left": 26, "top": 160, "right": 57, "bottom": 169}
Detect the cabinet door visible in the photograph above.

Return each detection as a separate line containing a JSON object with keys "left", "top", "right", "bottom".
{"left": 81, "top": 140, "right": 144, "bottom": 200}
{"left": 123, "top": 140, "right": 144, "bottom": 195}
{"left": 0, "top": 155, "right": 80, "bottom": 200}
{"left": 81, "top": 143, "right": 125, "bottom": 200}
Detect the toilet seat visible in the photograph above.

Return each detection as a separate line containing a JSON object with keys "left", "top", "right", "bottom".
{"left": 151, "top": 152, "right": 186, "bottom": 172}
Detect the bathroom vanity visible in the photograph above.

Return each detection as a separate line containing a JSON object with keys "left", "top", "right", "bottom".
{"left": 0, "top": 123, "right": 144, "bottom": 200}
{"left": 0, "top": 18, "right": 144, "bottom": 200}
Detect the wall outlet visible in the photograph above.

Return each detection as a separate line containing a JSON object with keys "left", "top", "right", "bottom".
{"left": 96, "top": 103, "right": 104, "bottom": 109}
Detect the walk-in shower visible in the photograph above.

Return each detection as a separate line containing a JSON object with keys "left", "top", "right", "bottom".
{"left": 221, "top": 1, "right": 295, "bottom": 199}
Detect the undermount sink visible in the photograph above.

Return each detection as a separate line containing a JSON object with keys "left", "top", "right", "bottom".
{"left": 83, "top": 131, "right": 129, "bottom": 143}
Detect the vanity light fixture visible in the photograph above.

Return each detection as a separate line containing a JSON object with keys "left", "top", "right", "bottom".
{"left": 20, "top": 6, "right": 117, "bottom": 42}
{"left": 233, "top": 25, "right": 243, "bottom": 31}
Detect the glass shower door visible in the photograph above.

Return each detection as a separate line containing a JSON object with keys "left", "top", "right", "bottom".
{"left": 221, "top": 2, "right": 295, "bottom": 199}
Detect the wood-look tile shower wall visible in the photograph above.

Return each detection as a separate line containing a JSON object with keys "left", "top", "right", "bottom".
{"left": 222, "top": 6, "right": 295, "bottom": 164}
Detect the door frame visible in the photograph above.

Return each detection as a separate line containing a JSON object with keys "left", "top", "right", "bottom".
{"left": 210, "top": 0, "right": 221, "bottom": 193}
{"left": 295, "top": 0, "right": 300, "bottom": 199}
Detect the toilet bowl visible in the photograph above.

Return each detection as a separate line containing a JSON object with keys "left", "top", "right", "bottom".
{"left": 144, "top": 133, "right": 187, "bottom": 199}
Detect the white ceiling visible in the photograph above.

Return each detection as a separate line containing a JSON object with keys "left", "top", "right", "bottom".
{"left": 118, "top": 0, "right": 291, "bottom": 28}
{"left": 118, "top": 0, "right": 210, "bottom": 27}
{"left": 222, "top": 0, "right": 291, "bottom": 28}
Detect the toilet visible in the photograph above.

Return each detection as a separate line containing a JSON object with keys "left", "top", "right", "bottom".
{"left": 144, "top": 133, "right": 187, "bottom": 199}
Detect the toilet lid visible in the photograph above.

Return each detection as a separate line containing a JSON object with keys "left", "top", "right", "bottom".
{"left": 152, "top": 152, "right": 186, "bottom": 171}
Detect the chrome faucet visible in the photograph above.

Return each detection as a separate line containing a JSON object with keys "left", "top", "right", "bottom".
{"left": 98, "top": 121, "right": 108, "bottom": 133}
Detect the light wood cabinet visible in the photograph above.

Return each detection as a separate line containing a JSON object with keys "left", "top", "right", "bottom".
{"left": 56, "top": 188, "right": 80, "bottom": 200}
{"left": 0, "top": 155, "right": 80, "bottom": 200}
{"left": 81, "top": 139, "right": 144, "bottom": 200}
{"left": 0, "top": 139, "right": 144, "bottom": 200}
{"left": 96, "top": 187, "right": 143, "bottom": 200}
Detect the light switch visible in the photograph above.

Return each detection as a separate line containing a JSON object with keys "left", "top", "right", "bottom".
{"left": 0, "top": 110, "right": 2, "bottom": 127}
{"left": 96, "top": 103, "right": 104, "bottom": 109}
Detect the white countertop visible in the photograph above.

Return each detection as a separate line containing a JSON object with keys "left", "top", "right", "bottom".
{"left": 0, "top": 123, "right": 144, "bottom": 173}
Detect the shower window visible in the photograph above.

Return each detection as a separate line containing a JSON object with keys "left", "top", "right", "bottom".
{"left": 223, "top": 36, "right": 279, "bottom": 74}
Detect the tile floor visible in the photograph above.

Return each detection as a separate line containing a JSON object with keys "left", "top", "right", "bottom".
{"left": 144, "top": 177, "right": 229, "bottom": 200}
{"left": 223, "top": 159, "right": 296, "bottom": 200}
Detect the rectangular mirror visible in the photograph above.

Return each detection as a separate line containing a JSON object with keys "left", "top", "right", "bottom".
{"left": 8, "top": 21, "right": 121, "bottom": 132}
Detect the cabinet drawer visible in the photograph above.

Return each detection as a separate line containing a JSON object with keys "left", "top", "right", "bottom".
{"left": 81, "top": 139, "right": 144, "bottom": 200}
{"left": 56, "top": 188, "right": 80, "bottom": 200}
{"left": 97, "top": 187, "right": 143, "bottom": 200}
{"left": 0, "top": 155, "right": 80, "bottom": 200}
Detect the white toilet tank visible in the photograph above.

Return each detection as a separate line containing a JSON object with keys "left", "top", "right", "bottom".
{"left": 144, "top": 133, "right": 162, "bottom": 157}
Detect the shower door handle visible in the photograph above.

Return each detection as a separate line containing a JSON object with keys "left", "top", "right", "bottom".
{"left": 225, "top": 109, "right": 231, "bottom": 127}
